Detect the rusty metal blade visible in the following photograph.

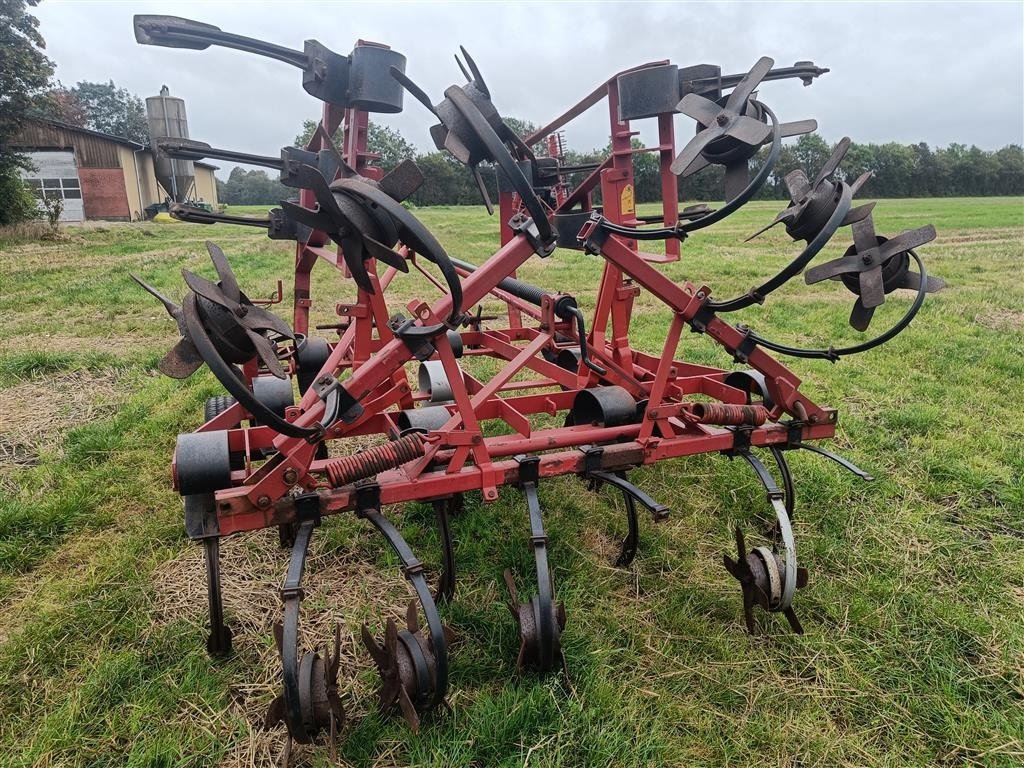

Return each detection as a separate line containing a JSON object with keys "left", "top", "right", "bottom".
{"left": 851, "top": 216, "right": 879, "bottom": 255}
{"left": 726, "top": 114, "right": 771, "bottom": 146}
{"left": 723, "top": 162, "right": 750, "bottom": 202}
{"left": 459, "top": 46, "right": 489, "bottom": 98}
{"left": 361, "top": 623, "right": 390, "bottom": 667}
{"left": 670, "top": 125, "right": 721, "bottom": 176}
{"left": 378, "top": 159, "right": 424, "bottom": 202}
{"left": 841, "top": 201, "right": 876, "bottom": 226}
{"left": 158, "top": 337, "right": 204, "bottom": 379}
{"left": 206, "top": 241, "right": 241, "bottom": 302}
{"left": 182, "top": 269, "right": 234, "bottom": 311}
{"left": 783, "top": 606, "right": 804, "bottom": 634}
{"left": 237, "top": 302, "right": 294, "bottom": 338}
{"left": 397, "top": 687, "right": 421, "bottom": 732}
{"left": 779, "top": 118, "right": 817, "bottom": 138}
{"left": 364, "top": 236, "right": 408, "bottom": 272}
{"left": 340, "top": 236, "right": 375, "bottom": 295}
{"left": 246, "top": 328, "right": 287, "bottom": 378}
{"left": 785, "top": 169, "right": 811, "bottom": 201}
{"left": 878, "top": 224, "right": 937, "bottom": 261}
{"left": 804, "top": 253, "right": 863, "bottom": 284}
{"left": 894, "top": 270, "right": 945, "bottom": 293}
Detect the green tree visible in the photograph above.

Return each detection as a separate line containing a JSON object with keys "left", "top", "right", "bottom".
{"left": 293, "top": 119, "right": 415, "bottom": 173}
{"left": 40, "top": 81, "right": 88, "bottom": 125}
{"left": 0, "top": 0, "right": 54, "bottom": 225}
{"left": 66, "top": 80, "right": 148, "bottom": 143}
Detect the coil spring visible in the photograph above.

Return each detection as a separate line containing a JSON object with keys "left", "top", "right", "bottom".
{"left": 325, "top": 433, "right": 426, "bottom": 488}
{"left": 691, "top": 403, "right": 769, "bottom": 426}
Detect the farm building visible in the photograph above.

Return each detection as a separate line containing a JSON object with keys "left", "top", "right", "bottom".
{"left": 8, "top": 89, "right": 220, "bottom": 223}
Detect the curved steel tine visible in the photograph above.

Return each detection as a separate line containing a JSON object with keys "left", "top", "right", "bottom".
{"left": 406, "top": 600, "right": 419, "bottom": 634}
{"left": 454, "top": 52, "right": 471, "bottom": 83}
{"left": 459, "top": 46, "right": 489, "bottom": 97}
{"left": 390, "top": 66, "right": 440, "bottom": 117}
{"left": 502, "top": 568, "right": 520, "bottom": 606}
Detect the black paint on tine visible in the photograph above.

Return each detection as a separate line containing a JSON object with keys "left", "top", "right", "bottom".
{"left": 390, "top": 66, "right": 439, "bottom": 117}
{"left": 454, "top": 52, "right": 471, "bottom": 83}
{"left": 459, "top": 46, "right": 489, "bottom": 97}
{"left": 130, "top": 273, "right": 181, "bottom": 319}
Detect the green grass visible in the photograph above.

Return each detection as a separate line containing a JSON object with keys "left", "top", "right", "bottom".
{"left": 0, "top": 197, "right": 1022, "bottom": 766}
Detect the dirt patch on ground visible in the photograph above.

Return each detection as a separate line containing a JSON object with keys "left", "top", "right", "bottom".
{"left": 0, "top": 368, "right": 129, "bottom": 473}
{"left": 975, "top": 309, "right": 1024, "bottom": 332}
{"left": 152, "top": 524, "right": 419, "bottom": 767}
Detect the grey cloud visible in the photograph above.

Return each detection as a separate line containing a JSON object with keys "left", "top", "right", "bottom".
{"left": 35, "top": 1, "right": 1024, "bottom": 179}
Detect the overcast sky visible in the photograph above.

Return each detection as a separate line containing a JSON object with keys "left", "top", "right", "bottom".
{"left": 34, "top": 1, "right": 1024, "bottom": 179}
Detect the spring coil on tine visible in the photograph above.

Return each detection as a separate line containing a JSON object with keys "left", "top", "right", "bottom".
{"left": 325, "top": 433, "right": 426, "bottom": 487}
{"left": 690, "top": 403, "right": 770, "bottom": 426}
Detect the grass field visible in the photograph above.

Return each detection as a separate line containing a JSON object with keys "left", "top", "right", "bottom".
{"left": 0, "top": 197, "right": 1022, "bottom": 768}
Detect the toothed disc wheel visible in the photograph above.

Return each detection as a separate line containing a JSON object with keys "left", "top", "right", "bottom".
{"left": 265, "top": 624, "right": 345, "bottom": 744}
{"left": 361, "top": 601, "right": 446, "bottom": 732}
{"left": 503, "top": 569, "right": 566, "bottom": 675}
{"left": 723, "top": 527, "right": 807, "bottom": 635}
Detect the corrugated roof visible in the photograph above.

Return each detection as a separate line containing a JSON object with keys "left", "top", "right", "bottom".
{"left": 15, "top": 118, "right": 220, "bottom": 172}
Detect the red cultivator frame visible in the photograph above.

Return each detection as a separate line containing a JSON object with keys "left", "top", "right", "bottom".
{"left": 132, "top": 14, "right": 944, "bottom": 752}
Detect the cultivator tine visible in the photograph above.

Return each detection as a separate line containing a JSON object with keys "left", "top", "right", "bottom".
{"left": 359, "top": 508, "right": 450, "bottom": 730}
{"left": 202, "top": 536, "right": 233, "bottom": 657}
{"left": 503, "top": 457, "right": 567, "bottom": 677}
{"left": 433, "top": 498, "right": 457, "bottom": 604}
{"left": 585, "top": 469, "right": 670, "bottom": 568}
{"left": 264, "top": 518, "right": 345, "bottom": 749}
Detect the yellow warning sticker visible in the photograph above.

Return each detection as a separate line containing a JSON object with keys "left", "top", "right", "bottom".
{"left": 620, "top": 184, "right": 635, "bottom": 215}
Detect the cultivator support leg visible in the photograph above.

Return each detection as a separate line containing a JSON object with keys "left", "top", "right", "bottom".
{"left": 504, "top": 456, "right": 567, "bottom": 677}
{"left": 358, "top": 489, "right": 450, "bottom": 731}
{"left": 202, "top": 536, "right": 233, "bottom": 657}
{"left": 182, "top": 493, "right": 234, "bottom": 658}
{"left": 265, "top": 504, "right": 344, "bottom": 750}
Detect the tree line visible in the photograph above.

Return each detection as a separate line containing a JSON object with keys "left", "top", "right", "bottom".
{"left": 220, "top": 119, "right": 1024, "bottom": 207}
{"left": 1, "top": 0, "right": 1021, "bottom": 227}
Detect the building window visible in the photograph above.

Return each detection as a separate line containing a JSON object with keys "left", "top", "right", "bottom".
{"left": 29, "top": 177, "right": 81, "bottom": 203}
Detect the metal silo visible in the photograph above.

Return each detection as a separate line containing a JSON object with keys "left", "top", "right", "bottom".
{"left": 146, "top": 86, "right": 194, "bottom": 202}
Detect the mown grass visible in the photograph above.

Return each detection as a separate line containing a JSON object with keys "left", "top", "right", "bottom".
{"left": 0, "top": 197, "right": 1022, "bottom": 767}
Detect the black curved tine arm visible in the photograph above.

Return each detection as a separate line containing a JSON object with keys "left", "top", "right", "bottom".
{"left": 798, "top": 444, "right": 875, "bottom": 481}
{"left": 135, "top": 15, "right": 309, "bottom": 67}
{"left": 169, "top": 205, "right": 311, "bottom": 242}
{"left": 586, "top": 471, "right": 670, "bottom": 522}
{"left": 134, "top": 15, "right": 351, "bottom": 106}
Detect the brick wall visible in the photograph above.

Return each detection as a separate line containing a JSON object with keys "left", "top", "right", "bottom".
{"left": 79, "top": 168, "right": 130, "bottom": 220}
